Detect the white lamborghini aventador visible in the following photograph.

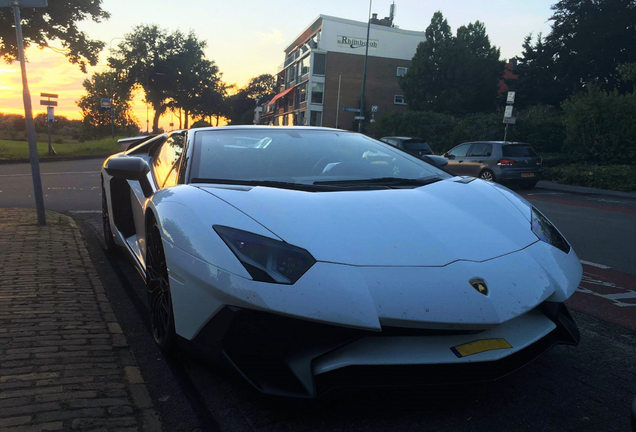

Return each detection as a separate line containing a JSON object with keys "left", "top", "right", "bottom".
{"left": 102, "top": 126, "right": 582, "bottom": 397}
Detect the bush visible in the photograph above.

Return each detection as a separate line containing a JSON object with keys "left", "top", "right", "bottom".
{"left": 191, "top": 120, "right": 211, "bottom": 128}
{"left": 451, "top": 113, "right": 502, "bottom": 145}
{"left": 512, "top": 105, "right": 566, "bottom": 153}
{"left": 561, "top": 87, "right": 636, "bottom": 163}
{"left": 370, "top": 111, "right": 457, "bottom": 153}
{"left": 54, "top": 138, "right": 64, "bottom": 144}
{"left": 543, "top": 164, "right": 636, "bottom": 191}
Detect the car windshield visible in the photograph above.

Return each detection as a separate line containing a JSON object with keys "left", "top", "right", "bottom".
{"left": 190, "top": 129, "right": 449, "bottom": 186}
{"left": 403, "top": 139, "right": 430, "bottom": 151}
{"left": 502, "top": 144, "right": 537, "bottom": 157}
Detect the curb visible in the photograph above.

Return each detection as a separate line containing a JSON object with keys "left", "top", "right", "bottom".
{"left": 536, "top": 181, "right": 636, "bottom": 200}
{"left": 0, "top": 153, "right": 115, "bottom": 165}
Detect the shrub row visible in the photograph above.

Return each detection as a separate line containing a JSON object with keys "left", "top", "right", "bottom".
{"left": 369, "top": 104, "right": 565, "bottom": 154}
{"left": 542, "top": 164, "right": 636, "bottom": 192}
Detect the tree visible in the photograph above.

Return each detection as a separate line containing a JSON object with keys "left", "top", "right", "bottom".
{"left": 111, "top": 25, "right": 223, "bottom": 131}
{"left": 244, "top": 74, "right": 276, "bottom": 100}
{"left": 77, "top": 71, "right": 138, "bottom": 138}
{"left": 509, "top": 34, "right": 564, "bottom": 108}
{"left": 546, "top": 0, "right": 636, "bottom": 96}
{"left": 400, "top": 12, "right": 504, "bottom": 114}
{"left": 166, "top": 31, "right": 222, "bottom": 129}
{"left": 0, "top": 1, "right": 110, "bottom": 72}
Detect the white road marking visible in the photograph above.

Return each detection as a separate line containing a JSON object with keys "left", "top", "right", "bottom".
{"left": 0, "top": 171, "right": 100, "bottom": 177}
{"left": 68, "top": 210, "right": 101, "bottom": 214}
{"left": 580, "top": 260, "right": 611, "bottom": 269}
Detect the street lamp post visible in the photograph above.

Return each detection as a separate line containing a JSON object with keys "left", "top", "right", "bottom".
{"left": 358, "top": 0, "right": 373, "bottom": 134}
{"left": 109, "top": 37, "right": 124, "bottom": 139}
{"left": 2, "top": 0, "right": 48, "bottom": 225}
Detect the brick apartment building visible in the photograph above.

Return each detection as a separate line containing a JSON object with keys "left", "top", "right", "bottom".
{"left": 258, "top": 9, "right": 426, "bottom": 129}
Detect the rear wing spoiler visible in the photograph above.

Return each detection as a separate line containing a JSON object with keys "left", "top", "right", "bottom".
{"left": 118, "top": 135, "right": 157, "bottom": 151}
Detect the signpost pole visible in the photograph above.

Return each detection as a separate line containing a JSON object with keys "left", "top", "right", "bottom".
{"left": 358, "top": 0, "right": 372, "bottom": 134}
{"left": 12, "top": 2, "right": 46, "bottom": 225}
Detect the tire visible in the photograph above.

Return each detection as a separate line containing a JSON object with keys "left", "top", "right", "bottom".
{"left": 146, "top": 219, "right": 177, "bottom": 353}
{"left": 520, "top": 182, "right": 537, "bottom": 190}
{"left": 101, "top": 178, "right": 117, "bottom": 252}
{"left": 479, "top": 169, "right": 495, "bottom": 182}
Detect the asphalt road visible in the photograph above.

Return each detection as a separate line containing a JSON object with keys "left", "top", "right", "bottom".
{"left": 2, "top": 157, "right": 635, "bottom": 431}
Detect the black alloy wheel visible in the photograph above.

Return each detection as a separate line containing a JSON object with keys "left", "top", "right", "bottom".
{"left": 101, "top": 178, "right": 117, "bottom": 251}
{"left": 146, "top": 220, "right": 177, "bottom": 352}
{"left": 479, "top": 170, "right": 495, "bottom": 182}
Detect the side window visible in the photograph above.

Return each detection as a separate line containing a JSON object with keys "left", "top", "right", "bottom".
{"left": 448, "top": 143, "right": 472, "bottom": 158}
{"left": 381, "top": 139, "right": 397, "bottom": 147}
{"left": 467, "top": 143, "right": 493, "bottom": 157}
{"left": 152, "top": 134, "right": 185, "bottom": 188}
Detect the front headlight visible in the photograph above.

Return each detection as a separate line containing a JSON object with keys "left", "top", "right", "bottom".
{"left": 531, "top": 208, "right": 570, "bottom": 254}
{"left": 214, "top": 226, "right": 316, "bottom": 284}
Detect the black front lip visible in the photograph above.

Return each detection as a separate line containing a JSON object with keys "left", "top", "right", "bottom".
{"left": 185, "top": 303, "right": 579, "bottom": 398}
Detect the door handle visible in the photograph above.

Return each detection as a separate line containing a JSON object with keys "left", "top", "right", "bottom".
{"left": 477, "top": 160, "right": 483, "bottom": 163}
{"left": 458, "top": 160, "right": 464, "bottom": 163}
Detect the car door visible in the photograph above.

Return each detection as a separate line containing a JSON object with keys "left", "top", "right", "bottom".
{"left": 130, "top": 132, "right": 186, "bottom": 268}
{"left": 444, "top": 143, "right": 473, "bottom": 176}
{"left": 463, "top": 143, "right": 493, "bottom": 177}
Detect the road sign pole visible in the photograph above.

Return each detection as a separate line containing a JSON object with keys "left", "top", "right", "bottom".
{"left": 503, "top": 123, "right": 509, "bottom": 142}
{"left": 13, "top": 3, "right": 46, "bottom": 225}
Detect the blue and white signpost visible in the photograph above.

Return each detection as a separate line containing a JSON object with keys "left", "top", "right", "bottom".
{"left": 1, "top": 0, "right": 48, "bottom": 225}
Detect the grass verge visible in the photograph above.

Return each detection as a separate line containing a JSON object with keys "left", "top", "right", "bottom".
{"left": 0, "top": 137, "right": 121, "bottom": 160}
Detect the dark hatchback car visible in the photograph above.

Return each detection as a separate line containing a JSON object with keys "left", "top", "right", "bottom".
{"left": 380, "top": 136, "right": 434, "bottom": 158}
{"left": 443, "top": 141, "right": 542, "bottom": 189}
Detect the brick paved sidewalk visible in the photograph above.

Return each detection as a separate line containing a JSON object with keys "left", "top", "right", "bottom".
{"left": 0, "top": 209, "right": 162, "bottom": 432}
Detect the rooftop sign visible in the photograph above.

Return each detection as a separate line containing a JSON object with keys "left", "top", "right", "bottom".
{"left": 337, "top": 35, "right": 378, "bottom": 50}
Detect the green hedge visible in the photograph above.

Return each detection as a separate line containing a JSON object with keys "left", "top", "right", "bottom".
{"left": 370, "top": 105, "right": 566, "bottom": 154}
{"left": 542, "top": 164, "right": 636, "bottom": 192}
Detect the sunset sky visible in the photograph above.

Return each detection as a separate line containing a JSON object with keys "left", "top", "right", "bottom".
{"left": 1, "top": 0, "right": 555, "bottom": 131}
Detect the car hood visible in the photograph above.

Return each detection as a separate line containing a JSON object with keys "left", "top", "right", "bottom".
{"left": 197, "top": 178, "right": 537, "bottom": 266}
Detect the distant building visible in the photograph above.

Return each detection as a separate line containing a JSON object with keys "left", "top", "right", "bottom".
{"left": 258, "top": 8, "right": 426, "bottom": 129}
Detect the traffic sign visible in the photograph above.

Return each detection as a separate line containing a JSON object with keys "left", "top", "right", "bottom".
{"left": 0, "top": 0, "right": 47, "bottom": 6}
{"left": 354, "top": 116, "right": 365, "bottom": 120}
{"left": 101, "top": 98, "right": 111, "bottom": 111}
{"left": 39, "top": 100, "right": 57, "bottom": 106}
{"left": 503, "top": 117, "right": 516, "bottom": 125}
{"left": 504, "top": 105, "right": 513, "bottom": 118}
{"left": 371, "top": 105, "right": 379, "bottom": 113}
{"left": 40, "top": 92, "right": 58, "bottom": 98}
{"left": 47, "top": 106, "right": 54, "bottom": 123}
{"left": 344, "top": 107, "right": 361, "bottom": 113}
{"left": 506, "top": 91, "right": 516, "bottom": 105}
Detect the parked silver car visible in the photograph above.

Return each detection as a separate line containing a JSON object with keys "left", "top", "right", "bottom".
{"left": 443, "top": 141, "right": 542, "bottom": 189}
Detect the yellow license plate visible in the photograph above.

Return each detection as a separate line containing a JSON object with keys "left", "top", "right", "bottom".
{"left": 521, "top": 173, "right": 535, "bottom": 178}
{"left": 451, "top": 338, "right": 512, "bottom": 358}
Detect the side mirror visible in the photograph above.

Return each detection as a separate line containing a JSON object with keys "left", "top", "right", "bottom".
{"left": 104, "top": 156, "right": 153, "bottom": 197}
{"left": 105, "top": 156, "right": 150, "bottom": 181}
{"left": 422, "top": 155, "right": 449, "bottom": 169}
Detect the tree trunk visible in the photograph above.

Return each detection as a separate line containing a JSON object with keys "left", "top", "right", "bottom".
{"left": 152, "top": 110, "right": 161, "bottom": 134}
{"left": 184, "top": 110, "right": 189, "bottom": 129}
{"left": 178, "top": 109, "right": 182, "bottom": 129}
{"left": 216, "top": 113, "right": 220, "bottom": 127}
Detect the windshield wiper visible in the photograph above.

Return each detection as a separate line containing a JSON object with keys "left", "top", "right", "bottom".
{"left": 313, "top": 176, "right": 443, "bottom": 186}
{"left": 190, "top": 178, "right": 343, "bottom": 191}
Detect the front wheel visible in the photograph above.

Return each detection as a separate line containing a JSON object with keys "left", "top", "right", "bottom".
{"left": 479, "top": 170, "right": 495, "bottom": 182}
{"left": 146, "top": 220, "right": 177, "bottom": 352}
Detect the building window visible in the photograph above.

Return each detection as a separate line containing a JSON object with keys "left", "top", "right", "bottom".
{"left": 397, "top": 67, "right": 408, "bottom": 77}
{"left": 310, "top": 111, "right": 322, "bottom": 126}
{"left": 394, "top": 95, "right": 407, "bottom": 105}
{"left": 298, "top": 83, "right": 307, "bottom": 103}
{"left": 313, "top": 53, "right": 326, "bottom": 76}
{"left": 298, "top": 111, "right": 306, "bottom": 126}
{"left": 311, "top": 82, "right": 324, "bottom": 104}
{"left": 299, "top": 56, "right": 310, "bottom": 77}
